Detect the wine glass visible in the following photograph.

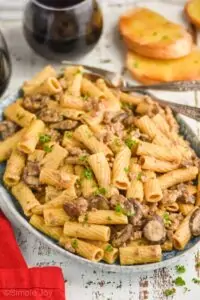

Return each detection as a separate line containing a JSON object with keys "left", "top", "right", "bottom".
{"left": 23, "top": 0, "right": 103, "bottom": 61}
{"left": 0, "top": 31, "right": 11, "bottom": 97}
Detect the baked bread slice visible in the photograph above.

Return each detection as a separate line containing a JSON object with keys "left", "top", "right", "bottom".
{"left": 119, "top": 7, "right": 193, "bottom": 60}
{"left": 126, "top": 49, "right": 200, "bottom": 84}
{"left": 185, "top": 0, "right": 200, "bottom": 28}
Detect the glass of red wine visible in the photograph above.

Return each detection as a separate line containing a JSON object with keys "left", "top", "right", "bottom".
{"left": 23, "top": 0, "right": 103, "bottom": 61}
{"left": 0, "top": 31, "right": 11, "bottom": 97}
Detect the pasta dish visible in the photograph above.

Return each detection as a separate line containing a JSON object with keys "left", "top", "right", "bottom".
{"left": 0, "top": 65, "right": 199, "bottom": 265}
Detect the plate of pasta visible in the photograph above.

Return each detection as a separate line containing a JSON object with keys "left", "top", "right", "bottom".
{"left": 0, "top": 65, "right": 200, "bottom": 272}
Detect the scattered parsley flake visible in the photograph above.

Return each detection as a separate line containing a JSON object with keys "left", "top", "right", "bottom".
{"left": 83, "top": 213, "right": 88, "bottom": 223}
{"left": 64, "top": 131, "right": 73, "bottom": 139}
{"left": 115, "top": 203, "right": 123, "bottom": 214}
{"left": 184, "top": 287, "right": 190, "bottom": 293}
{"left": 107, "top": 216, "right": 112, "bottom": 221}
{"left": 133, "top": 62, "right": 139, "bottom": 68}
{"left": 163, "top": 212, "right": 172, "bottom": 226}
{"left": 105, "top": 244, "right": 113, "bottom": 252}
{"left": 162, "top": 35, "right": 168, "bottom": 40}
{"left": 121, "top": 102, "right": 133, "bottom": 110}
{"left": 43, "top": 145, "right": 53, "bottom": 153}
{"left": 163, "top": 288, "right": 176, "bottom": 297}
{"left": 125, "top": 138, "right": 137, "bottom": 150}
{"left": 83, "top": 168, "right": 93, "bottom": 180}
{"left": 114, "top": 138, "right": 122, "bottom": 147}
{"left": 196, "top": 262, "right": 200, "bottom": 268}
{"left": 71, "top": 239, "right": 78, "bottom": 249}
{"left": 192, "top": 278, "right": 200, "bottom": 284}
{"left": 16, "top": 113, "right": 24, "bottom": 120}
{"left": 79, "top": 155, "right": 88, "bottom": 162}
{"left": 94, "top": 187, "right": 107, "bottom": 196}
{"left": 173, "top": 277, "right": 185, "bottom": 286}
{"left": 124, "top": 167, "right": 129, "bottom": 173}
{"left": 39, "top": 134, "right": 51, "bottom": 144}
{"left": 83, "top": 95, "right": 89, "bottom": 101}
{"left": 137, "top": 172, "right": 143, "bottom": 181}
{"left": 175, "top": 265, "right": 186, "bottom": 274}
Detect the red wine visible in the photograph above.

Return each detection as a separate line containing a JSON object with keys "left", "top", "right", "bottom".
{"left": 36, "top": 0, "right": 85, "bottom": 8}
{"left": 23, "top": 0, "right": 103, "bottom": 60}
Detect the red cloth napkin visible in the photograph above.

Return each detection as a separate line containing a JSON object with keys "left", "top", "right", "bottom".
{"left": 0, "top": 211, "right": 65, "bottom": 299}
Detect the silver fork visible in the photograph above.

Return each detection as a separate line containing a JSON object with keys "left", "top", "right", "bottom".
{"left": 62, "top": 61, "right": 200, "bottom": 122}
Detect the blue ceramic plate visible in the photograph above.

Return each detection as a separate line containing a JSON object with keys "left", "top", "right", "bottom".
{"left": 0, "top": 91, "right": 199, "bottom": 273}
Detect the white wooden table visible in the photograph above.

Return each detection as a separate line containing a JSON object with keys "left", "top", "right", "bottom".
{"left": 0, "top": 0, "right": 200, "bottom": 299}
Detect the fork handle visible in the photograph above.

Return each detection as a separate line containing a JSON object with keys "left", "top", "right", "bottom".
{"left": 135, "top": 90, "right": 200, "bottom": 122}
{"left": 122, "top": 80, "right": 200, "bottom": 92}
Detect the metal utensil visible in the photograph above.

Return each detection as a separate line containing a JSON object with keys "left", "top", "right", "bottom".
{"left": 62, "top": 61, "right": 200, "bottom": 121}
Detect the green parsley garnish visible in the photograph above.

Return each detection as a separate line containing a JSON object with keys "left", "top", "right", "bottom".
{"left": 125, "top": 138, "right": 137, "bottom": 150}
{"left": 16, "top": 113, "right": 24, "bottom": 120}
{"left": 115, "top": 204, "right": 123, "bottom": 214}
{"left": 79, "top": 155, "right": 88, "bottom": 162}
{"left": 175, "top": 265, "right": 186, "bottom": 274}
{"left": 94, "top": 187, "right": 107, "bottom": 196}
{"left": 39, "top": 134, "right": 51, "bottom": 144}
{"left": 107, "top": 216, "right": 112, "bottom": 221}
{"left": 83, "top": 213, "right": 88, "bottom": 223}
{"left": 114, "top": 138, "right": 122, "bottom": 147}
{"left": 105, "top": 245, "right": 113, "bottom": 253}
{"left": 64, "top": 131, "right": 73, "bottom": 139}
{"left": 163, "top": 288, "right": 176, "bottom": 297}
{"left": 83, "top": 95, "right": 89, "bottom": 101}
{"left": 124, "top": 167, "right": 129, "bottom": 173}
{"left": 195, "top": 262, "right": 200, "bottom": 268}
{"left": 184, "top": 287, "right": 190, "bottom": 293}
{"left": 163, "top": 212, "right": 172, "bottom": 226}
{"left": 121, "top": 102, "right": 133, "bottom": 110}
{"left": 173, "top": 277, "right": 185, "bottom": 286}
{"left": 133, "top": 62, "right": 139, "bottom": 68}
{"left": 192, "top": 278, "right": 200, "bottom": 284}
{"left": 137, "top": 172, "right": 142, "bottom": 181}
{"left": 71, "top": 239, "right": 78, "bottom": 249}
{"left": 83, "top": 168, "right": 93, "bottom": 180}
{"left": 43, "top": 145, "right": 53, "bottom": 153}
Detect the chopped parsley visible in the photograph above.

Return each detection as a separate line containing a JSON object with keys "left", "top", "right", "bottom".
{"left": 79, "top": 155, "right": 88, "bottom": 162}
{"left": 125, "top": 138, "right": 137, "bottom": 150}
{"left": 43, "top": 145, "right": 53, "bottom": 153}
{"left": 195, "top": 262, "right": 200, "bottom": 268}
{"left": 163, "top": 212, "right": 172, "bottom": 226}
{"left": 114, "top": 138, "right": 122, "bottom": 147}
{"left": 173, "top": 277, "right": 185, "bottom": 286}
{"left": 39, "top": 134, "right": 51, "bottom": 144}
{"left": 121, "top": 102, "right": 133, "bottom": 110}
{"left": 124, "top": 167, "right": 129, "bottom": 173}
{"left": 133, "top": 62, "right": 139, "bottom": 68}
{"left": 175, "top": 265, "right": 186, "bottom": 274}
{"left": 105, "top": 244, "right": 113, "bottom": 253}
{"left": 107, "top": 216, "right": 112, "bottom": 221}
{"left": 115, "top": 203, "right": 123, "bottom": 214}
{"left": 192, "top": 278, "right": 200, "bottom": 284}
{"left": 94, "top": 187, "right": 107, "bottom": 196}
{"left": 64, "top": 131, "right": 73, "bottom": 139}
{"left": 16, "top": 113, "right": 24, "bottom": 120}
{"left": 83, "top": 95, "right": 89, "bottom": 101}
{"left": 163, "top": 288, "right": 176, "bottom": 297}
{"left": 184, "top": 287, "right": 190, "bottom": 293}
{"left": 83, "top": 213, "right": 88, "bottom": 223}
{"left": 137, "top": 172, "right": 142, "bottom": 181}
{"left": 83, "top": 168, "right": 93, "bottom": 180}
{"left": 71, "top": 239, "right": 78, "bottom": 249}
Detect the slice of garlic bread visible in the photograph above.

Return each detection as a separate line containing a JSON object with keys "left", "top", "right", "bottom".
{"left": 119, "top": 7, "right": 193, "bottom": 60}
{"left": 185, "top": 0, "right": 200, "bottom": 28}
{"left": 126, "top": 49, "right": 200, "bottom": 84}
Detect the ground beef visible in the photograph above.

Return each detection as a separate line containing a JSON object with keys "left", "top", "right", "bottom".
{"left": 0, "top": 120, "right": 18, "bottom": 140}
{"left": 38, "top": 108, "right": 63, "bottom": 123}
{"left": 23, "top": 95, "right": 49, "bottom": 112}
{"left": 44, "top": 128, "right": 62, "bottom": 142}
{"left": 105, "top": 122, "right": 125, "bottom": 139}
{"left": 23, "top": 161, "right": 42, "bottom": 191}
{"left": 129, "top": 199, "right": 145, "bottom": 228}
{"left": 50, "top": 120, "right": 78, "bottom": 130}
{"left": 176, "top": 184, "right": 196, "bottom": 204}
{"left": 84, "top": 97, "right": 104, "bottom": 113}
{"left": 63, "top": 197, "right": 88, "bottom": 218}
{"left": 162, "top": 189, "right": 182, "bottom": 205}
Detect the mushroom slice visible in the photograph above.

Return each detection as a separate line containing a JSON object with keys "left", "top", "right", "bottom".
{"left": 143, "top": 217, "right": 166, "bottom": 244}
{"left": 190, "top": 208, "right": 200, "bottom": 236}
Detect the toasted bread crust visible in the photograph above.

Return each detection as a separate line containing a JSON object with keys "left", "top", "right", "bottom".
{"left": 126, "top": 50, "right": 200, "bottom": 84}
{"left": 119, "top": 8, "right": 193, "bottom": 60}
{"left": 185, "top": 0, "right": 200, "bottom": 28}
